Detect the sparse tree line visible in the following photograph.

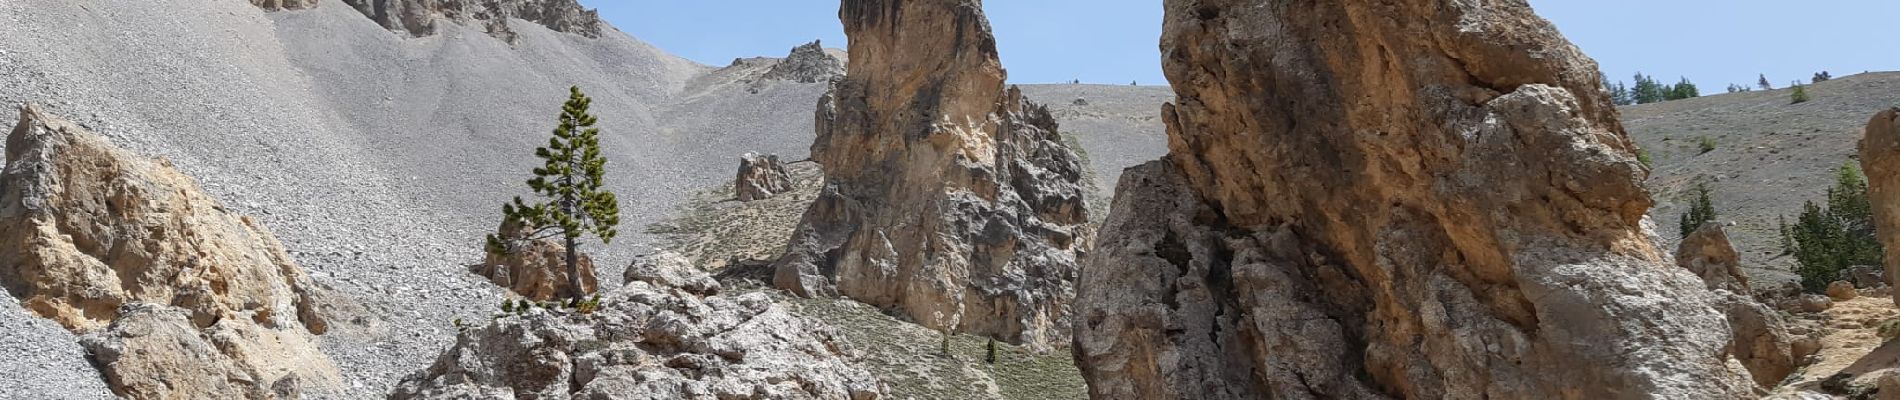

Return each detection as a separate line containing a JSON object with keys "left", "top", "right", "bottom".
{"left": 1609, "top": 71, "right": 1838, "bottom": 105}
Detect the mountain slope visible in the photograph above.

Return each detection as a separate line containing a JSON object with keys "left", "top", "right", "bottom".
{"left": 1628, "top": 72, "right": 1900, "bottom": 284}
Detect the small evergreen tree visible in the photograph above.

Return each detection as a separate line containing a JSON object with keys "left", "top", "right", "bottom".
{"left": 1758, "top": 74, "right": 1773, "bottom": 90}
{"left": 1789, "top": 162, "right": 1883, "bottom": 292}
{"left": 1632, "top": 73, "right": 1665, "bottom": 104}
{"left": 1636, "top": 148, "right": 1653, "bottom": 167}
{"left": 487, "top": 86, "right": 623, "bottom": 302}
{"left": 1678, "top": 182, "right": 1717, "bottom": 238}
{"left": 1813, "top": 71, "right": 1833, "bottom": 83}
{"left": 1791, "top": 84, "right": 1811, "bottom": 104}
{"left": 985, "top": 338, "right": 999, "bottom": 365}
{"left": 1664, "top": 77, "right": 1699, "bottom": 100}
{"left": 1779, "top": 215, "right": 1796, "bottom": 254}
{"left": 1697, "top": 136, "right": 1717, "bottom": 154}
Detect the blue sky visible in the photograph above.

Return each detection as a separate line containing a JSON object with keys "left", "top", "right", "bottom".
{"left": 588, "top": 0, "right": 1897, "bottom": 88}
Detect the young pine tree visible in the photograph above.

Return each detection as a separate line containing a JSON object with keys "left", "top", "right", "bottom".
{"left": 487, "top": 86, "right": 623, "bottom": 302}
{"left": 1678, "top": 182, "right": 1717, "bottom": 238}
{"left": 1758, "top": 74, "right": 1773, "bottom": 90}
{"left": 1789, "top": 162, "right": 1883, "bottom": 292}
{"left": 1791, "top": 84, "right": 1811, "bottom": 104}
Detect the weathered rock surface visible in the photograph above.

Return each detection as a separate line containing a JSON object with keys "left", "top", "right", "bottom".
{"left": 250, "top": 0, "right": 318, "bottom": 11}
{"left": 1677, "top": 224, "right": 1798, "bottom": 388}
{"left": 624, "top": 251, "right": 721, "bottom": 296}
{"left": 735, "top": 152, "right": 795, "bottom": 201}
{"left": 471, "top": 220, "right": 599, "bottom": 301}
{"left": 1860, "top": 108, "right": 1900, "bottom": 306}
{"left": 761, "top": 40, "right": 846, "bottom": 84}
{"left": 333, "top": 0, "right": 603, "bottom": 41}
{"left": 392, "top": 255, "right": 886, "bottom": 400}
{"left": 773, "top": 0, "right": 1091, "bottom": 347}
{"left": 1071, "top": 1, "right": 1756, "bottom": 398}
{"left": 0, "top": 104, "right": 344, "bottom": 396}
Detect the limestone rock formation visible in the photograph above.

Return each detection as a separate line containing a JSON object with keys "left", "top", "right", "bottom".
{"left": 735, "top": 152, "right": 795, "bottom": 202}
{"left": 334, "top": 0, "right": 603, "bottom": 41}
{"left": 772, "top": 0, "right": 1091, "bottom": 347}
{"left": 1679, "top": 222, "right": 1753, "bottom": 293}
{"left": 471, "top": 219, "right": 599, "bottom": 301}
{"left": 0, "top": 104, "right": 343, "bottom": 396}
{"left": 1071, "top": 1, "right": 1756, "bottom": 398}
{"left": 392, "top": 255, "right": 886, "bottom": 400}
{"left": 1829, "top": 281, "right": 1860, "bottom": 300}
{"left": 1676, "top": 224, "right": 1798, "bottom": 388}
{"left": 250, "top": 0, "right": 318, "bottom": 11}
{"left": 1859, "top": 108, "right": 1900, "bottom": 305}
{"left": 761, "top": 40, "right": 847, "bottom": 84}
{"left": 625, "top": 251, "right": 722, "bottom": 295}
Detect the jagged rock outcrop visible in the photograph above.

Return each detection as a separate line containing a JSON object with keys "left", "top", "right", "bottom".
{"left": 1677, "top": 224, "right": 1799, "bottom": 388}
{"left": 761, "top": 40, "right": 846, "bottom": 84}
{"left": 1860, "top": 108, "right": 1900, "bottom": 306}
{"left": 392, "top": 255, "right": 886, "bottom": 400}
{"left": 0, "top": 104, "right": 344, "bottom": 396}
{"left": 1679, "top": 222, "right": 1753, "bottom": 293}
{"left": 1071, "top": 1, "right": 1756, "bottom": 398}
{"left": 333, "top": 0, "right": 603, "bottom": 41}
{"left": 625, "top": 251, "right": 722, "bottom": 295}
{"left": 471, "top": 219, "right": 599, "bottom": 301}
{"left": 250, "top": 0, "right": 317, "bottom": 11}
{"left": 735, "top": 152, "right": 795, "bottom": 201}
{"left": 773, "top": 0, "right": 1091, "bottom": 348}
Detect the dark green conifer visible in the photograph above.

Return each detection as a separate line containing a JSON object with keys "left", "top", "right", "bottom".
{"left": 487, "top": 86, "right": 622, "bottom": 302}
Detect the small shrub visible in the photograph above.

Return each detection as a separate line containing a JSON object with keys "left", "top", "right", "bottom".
{"left": 939, "top": 333, "right": 953, "bottom": 357}
{"left": 1697, "top": 136, "right": 1717, "bottom": 154}
{"left": 1636, "top": 148, "right": 1653, "bottom": 167}
{"left": 1880, "top": 319, "right": 1900, "bottom": 341}
{"left": 985, "top": 338, "right": 999, "bottom": 365}
{"left": 501, "top": 299, "right": 516, "bottom": 313}
{"left": 1792, "top": 84, "right": 1811, "bottom": 104}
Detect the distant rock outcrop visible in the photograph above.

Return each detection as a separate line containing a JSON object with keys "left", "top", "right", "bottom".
{"left": 1860, "top": 107, "right": 1900, "bottom": 305}
{"left": 250, "top": 0, "right": 604, "bottom": 41}
{"left": 472, "top": 219, "right": 599, "bottom": 301}
{"left": 735, "top": 153, "right": 795, "bottom": 201}
{"left": 1679, "top": 222, "right": 1753, "bottom": 294}
{"left": 1071, "top": 0, "right": 1756, "bottom": 398}
{"left": 392, "top": 255, "right": 886, "bottom": 400}
{"left": 772, "top": 0, "right": 1091, "bottom": 348}
{"left": 760, "top": 40, "right": 846, "bottom": 84}
{"left": 0, "top": 104, "right": 344, "bottom": 397}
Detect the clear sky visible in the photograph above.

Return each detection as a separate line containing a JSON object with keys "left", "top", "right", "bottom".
{"left": 587, "top": 0, "right": 1897, "bottom": 88}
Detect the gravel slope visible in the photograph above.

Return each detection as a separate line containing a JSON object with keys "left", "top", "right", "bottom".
{"left": 1627, "top": 72, "right": 1900, "bottom": 285}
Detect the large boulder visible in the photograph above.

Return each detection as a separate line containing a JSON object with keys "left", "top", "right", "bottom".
{"left": 392, "top": 256, "right": 886, "bottom": 400}
{"left": 1071, "top": 1, "right": 1755, "bottom": 398}
{"left": 1860, "top": 107, "right": 1900, "bottom": 306}
{"left": 735, "top": 152, "right": 795, "bottom": 202}
{"left": 773, "top": 0, "right": 1091, "bottom": 347}
{"left": 1676, "top": 224, "right": 1798, "bottom": 388}
{"left": 0, "top": 104, "right": 344, "bottom": 396}
{"left": 471, "top": 219, "right": 599, "bottom": 301}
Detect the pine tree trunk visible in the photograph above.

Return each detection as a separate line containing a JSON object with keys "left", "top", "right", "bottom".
{"left": 566, "top": 235, "right": 582, "bottom": 302}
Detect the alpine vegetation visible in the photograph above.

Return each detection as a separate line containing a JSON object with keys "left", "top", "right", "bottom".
{"left": 486, "top": 86, "right": 623, "bottom": 302}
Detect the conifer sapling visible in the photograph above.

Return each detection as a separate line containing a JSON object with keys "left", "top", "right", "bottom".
{"left": 487, "top": 86, "right": 623, "bottom": 303}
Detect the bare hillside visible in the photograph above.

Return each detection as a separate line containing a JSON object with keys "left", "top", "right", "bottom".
{"left": 1628, "top": 72, "right": 1900, "bottom": 284}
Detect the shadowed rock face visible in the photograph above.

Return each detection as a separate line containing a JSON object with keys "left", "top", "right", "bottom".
{"left": 252, "top": 0, "right": 603, "bottom": 41}
{"left": 1, "top": 104, "right": 346, "bottom": 397}
{"left": 1071, "top": 0, "right": 1755, "bottom": 398}
{"left": 773, "top": 0, "right": 1091, "bottom": 348}
{"left": 1861, "top": 108, "right": 1900, "bottom": 306}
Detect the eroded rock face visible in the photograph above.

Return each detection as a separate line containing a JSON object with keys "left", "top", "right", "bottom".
{"left": 1676, "top": 224, "right": 1798, "bottom": 388}
{"left": 392, "top": 256, "right": 886, "bottom": 400}
{"left": 472, "top": 219, "right": 599, "bottom": 301}
{"left": 773, "top": 0, "right": 1090, "bottom": 347}
{"left": 761, "top": 40, "right": 846, "bottom": 84}
{"left": 1860, "top": 108, "right": 1900, "bottom": 306}
{"left": 0, "top": 104, "right": 343, "bottom": 396}
{"left": 335, "top": 0, "right": 603, "bottom": 41}
{"left": 1072, "top": 1, "right": 1754, "bottom": 398}
{"left": 736, "top": 152, "right": 795, "bottom": 202}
